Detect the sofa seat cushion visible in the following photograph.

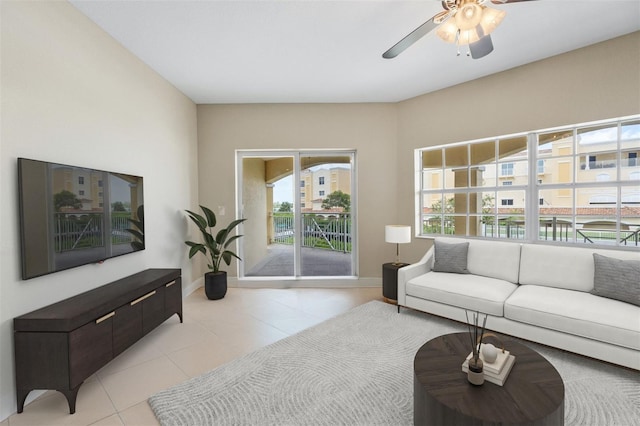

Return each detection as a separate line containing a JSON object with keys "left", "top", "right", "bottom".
{"left": 505, "top": 285, "right": 640, "bottom": 351}
{"left": 406, "top": 272, "right": 518, "bottom": 317}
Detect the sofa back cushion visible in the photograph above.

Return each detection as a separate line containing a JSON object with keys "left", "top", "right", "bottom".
{"left": 433, "top": 240, "right": 470, "bottom": 274}
{"left": 591, "top": 253, "right": 640, "bottom": 306}
{"left": 435, "top": 237, "right": 522, "bottom": 283}
{"left": 519, "top": 244, "right": 640, "bottom": 292}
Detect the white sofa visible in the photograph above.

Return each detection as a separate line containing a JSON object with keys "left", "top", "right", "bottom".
{"left": 398, "top": 237, "right": 640, "bottom": 370}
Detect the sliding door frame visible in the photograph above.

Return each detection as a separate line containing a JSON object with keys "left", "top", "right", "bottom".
{"left": 236, "top": 149, "right": 358, "bottom": 280}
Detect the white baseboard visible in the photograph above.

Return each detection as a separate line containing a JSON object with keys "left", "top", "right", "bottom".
{"left": 184, "top": 276, "right": 381, "bottom": 293}
{"left": 232, "top": 277, "right": 380, "bottom": 289}
{"left": 183, "top": 276, "right": 203, "bottom": 296}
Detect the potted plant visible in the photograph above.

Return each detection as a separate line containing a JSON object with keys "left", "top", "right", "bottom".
{"left": 185, "top": 205, "right": 246, "bottom": 300}
{"left": 125, "top": 204, "right": 145, "bottom": 251}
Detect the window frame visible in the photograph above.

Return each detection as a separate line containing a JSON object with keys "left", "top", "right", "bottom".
{"left": 415, "top": 115, "right": 640, "bottom": 249}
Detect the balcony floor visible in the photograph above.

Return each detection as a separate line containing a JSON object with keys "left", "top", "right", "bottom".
{"left": 245, "top": 244, "right": 353, "bottom": 277}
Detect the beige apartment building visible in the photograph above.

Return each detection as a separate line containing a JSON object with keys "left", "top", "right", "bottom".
{"left": 300, "top": 167, "right": 351, "bottom": 212}
{"left": 52, "top": 167, "right": 105, "bottom": 211}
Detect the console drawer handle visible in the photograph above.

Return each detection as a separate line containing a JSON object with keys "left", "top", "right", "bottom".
{"left": 96, "top": 311, "right": 115, "bottom": 324}
{"left": 130, "top": 290, "right": 157, "bottom": 306}
{"left": 165, "top": 280, "right": 176, "bottom": 288}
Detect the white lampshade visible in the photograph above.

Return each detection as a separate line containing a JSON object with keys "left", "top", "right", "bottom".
{"left": 385, "top": 225, "right": 411, "bottom": 244}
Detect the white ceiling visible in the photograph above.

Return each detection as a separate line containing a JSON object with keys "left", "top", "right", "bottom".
{"left": 69, "top": 0, "right": 640, "bottom": 104}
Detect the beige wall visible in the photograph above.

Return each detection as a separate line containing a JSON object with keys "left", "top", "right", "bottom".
{"left": 197, "top": 104, "right": 399, "bottom": 277}
{"left": 242, "top": 158, "right": 269, "bottom": 271}
{"left": 0, "top": 1, "right": 198, "bottom": 419}
{"left": 396, "top": 32, "right": 640, "bottom": 262}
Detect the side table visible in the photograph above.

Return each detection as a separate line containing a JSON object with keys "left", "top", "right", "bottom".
{"left": 382, "top": 262, "right": 408, "bottom": 302}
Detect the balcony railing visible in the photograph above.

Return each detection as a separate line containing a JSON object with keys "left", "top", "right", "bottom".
{"left": 54, "top": 212, "right": 133, "bottom": 252}
{"left": 272, "top": 212, "right": 352, "bottom": 253}
{"left": 580, "top": 158, "right": 639, "bottom": 170}
{"left": 422, "top": 216, "right": 639, "bottom": 246}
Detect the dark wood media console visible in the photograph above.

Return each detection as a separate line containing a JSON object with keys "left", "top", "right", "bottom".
{"left": 14, "top": 268, "right": 182, "bottom": 414}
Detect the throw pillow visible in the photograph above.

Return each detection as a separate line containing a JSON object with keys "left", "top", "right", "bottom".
{"left": 591, "top": 253, "right": 640, "bottom": 307}
{"left": 433, "top": 240, "right": 470, "bottom": 274}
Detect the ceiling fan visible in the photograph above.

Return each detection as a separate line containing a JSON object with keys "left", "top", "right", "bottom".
{"left": 382, "top": 0, "right": 536, "bottom": 60}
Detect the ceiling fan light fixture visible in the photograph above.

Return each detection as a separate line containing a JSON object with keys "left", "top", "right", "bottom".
{"left": 455, "top": 2, "right": 483, "bottom": 31}
{"left": 479, "top": 7, "right": 506, "bottom": 36}
{"left": 436, "top": 18, "right": 459, "bottom": 43}
{"left": 436, "top": 2, "right": 506, "bottom": 47}
{"left": 460, "top": 27, "right": 483, "bottom": 45}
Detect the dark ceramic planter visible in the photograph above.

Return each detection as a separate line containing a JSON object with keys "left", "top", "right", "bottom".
{"left": 204, "top": 271, "right": 227, "bottom": 300}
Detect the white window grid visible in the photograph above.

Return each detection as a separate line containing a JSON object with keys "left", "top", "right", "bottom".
{"left": 416, "top": 115, "right": 640, "bottom": 248}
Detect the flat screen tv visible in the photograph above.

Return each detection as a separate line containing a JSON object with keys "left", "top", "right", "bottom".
{"left": 18, "top": 158, "right": 144, "bottom": 280}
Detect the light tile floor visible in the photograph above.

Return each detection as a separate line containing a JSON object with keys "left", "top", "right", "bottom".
{"left": 4, "top": 286, "right": 383, "bottom": 426}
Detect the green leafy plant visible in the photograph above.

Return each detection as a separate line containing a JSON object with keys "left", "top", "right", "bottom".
{"left": 126, "top": 204, "right": 145, "bottom": 251}
{"left": 185, "top": 205, "right": 246, "bottom": 273}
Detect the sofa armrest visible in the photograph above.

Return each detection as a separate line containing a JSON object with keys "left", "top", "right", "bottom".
{"left": 397, "top": 247, "right": 434, "bottom": 307}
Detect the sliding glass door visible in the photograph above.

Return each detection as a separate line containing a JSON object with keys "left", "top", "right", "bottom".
{"left": 237, "top": 150, "right": 357, "bottom": 279}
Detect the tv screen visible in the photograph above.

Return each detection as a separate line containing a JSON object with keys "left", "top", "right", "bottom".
{"left": 18, "top": 158, "right": 144, "bottom": 280}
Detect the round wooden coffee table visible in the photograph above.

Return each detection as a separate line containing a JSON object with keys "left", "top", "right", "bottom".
{"left": 414, "top": 332, "right": 564, "bottom": 426}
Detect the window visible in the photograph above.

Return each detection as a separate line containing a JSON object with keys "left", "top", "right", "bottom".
{"left": 78, "top": 177, "right": 84, "bottom": 185}
{"left": 319, "top": 177, "right": 325, "bottom": 185}
{"left": 300, "top": 180, "right": 305, "bottom": 187}
{"left": 319, "top": 190, "right": 325, "bottom": 196}
{"left": 417, "top": 115, "right": 640, "bottom": 248}
{"left": 501, "top": 163, "right": 514, "bottom": 176}
{"left": 79, "top": 190, "right": 85, "bottom": 196}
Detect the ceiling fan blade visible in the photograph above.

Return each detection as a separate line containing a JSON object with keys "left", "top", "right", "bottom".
{"left": 382, "top": 17, "right": 440, "bottom": 59}
{"left": 469, "top": 34, "right": 494, "bottom": 59}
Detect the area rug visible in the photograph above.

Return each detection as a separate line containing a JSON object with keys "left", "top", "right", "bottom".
{"left": 149, "top": 301, "right": 639, "bottom": 425}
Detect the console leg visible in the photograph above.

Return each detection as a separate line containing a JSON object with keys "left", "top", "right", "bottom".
{"left": 397, "top": 305, "right": 401, "bottom": 314}
{"left": 58, "top": 385, "right": 81, "bottom": 414}
{"left": 16, "top": 389, "right": 31, "bottom": 413}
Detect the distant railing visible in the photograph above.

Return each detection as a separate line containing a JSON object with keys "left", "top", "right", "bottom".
{"left": 422, "top": 216, "right": 639, "bottom": 246}
{"left": 272, "top": 212, "right": 352, "bottom": 253}
{"left": 54, "top": 212, "right": 133, "bottom": 252}
{"left": 580, "top": 158, "right": 639, "bottom": 169}
{"left": 580, "top": 160, "right": 616, "bottom": 170}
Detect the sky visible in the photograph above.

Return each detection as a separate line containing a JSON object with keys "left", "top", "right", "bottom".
{"left": 273, "top": 175, "right": 293, "bottom": 203}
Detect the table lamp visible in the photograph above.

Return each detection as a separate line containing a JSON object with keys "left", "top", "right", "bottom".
{"left": 385, "top": 225, "right": 411, "bottom": 264}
